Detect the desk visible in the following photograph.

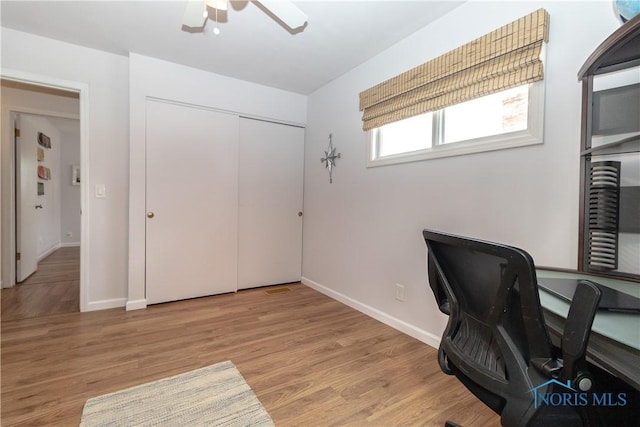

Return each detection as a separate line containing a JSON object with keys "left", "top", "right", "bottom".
{"left": 537, "top": 269, "right": 640, "bottom": 391}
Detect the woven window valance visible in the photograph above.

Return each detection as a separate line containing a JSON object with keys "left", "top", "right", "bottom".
{"left": 359, "top": 9, "right": 550, "bottom": 131}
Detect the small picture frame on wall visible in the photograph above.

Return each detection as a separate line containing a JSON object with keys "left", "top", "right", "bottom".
{"left": 72, "top": 165, "right": 80, "bottom": 186}
{"left": 37, "top": 182, "right": 45, "bottom": 196}
{"left": 38, "top": 166, "right": 51, "bottom": 180}
{"left": 37, "top": 132, "right": 51, "bottom": 149}
{"left": 37, "top": 147, "right": 45, "bottom": 162}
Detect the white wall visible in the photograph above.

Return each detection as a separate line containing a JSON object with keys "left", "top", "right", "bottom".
{"left": 301, "top": 1, "right": 622, "bottom": 345}
{"left": 127, "top": 54, "right": 307, "bottom": 309}
{"left": 1, "top": 28, "right": 129, "bottom": 310}
{"left": 59, "top": 125, "right": 81, "bottom": 246}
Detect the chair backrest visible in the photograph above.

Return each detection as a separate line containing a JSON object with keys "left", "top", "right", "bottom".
{"left": 423, "top": 229, "right": 558, "bottom": 426}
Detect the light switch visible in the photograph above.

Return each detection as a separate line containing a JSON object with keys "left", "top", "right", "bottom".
{"left": 95, "top": 184, "right": 106, "bottom": 198}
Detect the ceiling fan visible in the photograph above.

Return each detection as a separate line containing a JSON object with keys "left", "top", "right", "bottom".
{"left": 183, "top": 0, "right": 308, "bottom": 33}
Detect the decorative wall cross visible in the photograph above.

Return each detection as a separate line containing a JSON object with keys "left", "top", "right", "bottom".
{"left": 321, "top": 133, "right": 341, "bottom": 184}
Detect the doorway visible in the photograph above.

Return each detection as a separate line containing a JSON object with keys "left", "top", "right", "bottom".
{"left": 1, "top": 76, "right": 88, "bottom": 316}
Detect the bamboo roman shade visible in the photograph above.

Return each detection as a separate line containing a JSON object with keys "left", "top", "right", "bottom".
{"left": 359, "top": 9, "right": 550, "bottom": 131}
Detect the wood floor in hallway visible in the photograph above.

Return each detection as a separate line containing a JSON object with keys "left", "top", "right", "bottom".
{"left": 1, "top": 246, "right": 80, "bottom": 321}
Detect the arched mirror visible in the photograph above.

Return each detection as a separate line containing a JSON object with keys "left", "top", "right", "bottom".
{"left": 578, "top": 14, "right": 640, "bottom": 281}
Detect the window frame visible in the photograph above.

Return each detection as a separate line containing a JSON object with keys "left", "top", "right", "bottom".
{"left": 366, "top": 82, "right": 545, "bottom": 167}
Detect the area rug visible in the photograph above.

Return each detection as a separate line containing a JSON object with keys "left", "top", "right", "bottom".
{"left": 80, "top": 360, "right": 274, "bottom": 426}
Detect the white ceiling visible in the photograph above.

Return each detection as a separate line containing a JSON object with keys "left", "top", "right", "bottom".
{"left": 1, "top": 1, "right": 464, "bottom": 94}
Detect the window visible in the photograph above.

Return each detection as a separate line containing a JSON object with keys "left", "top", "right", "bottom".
{"left": 375, "top": 112, "right": 434, "bottom": 158}
{"left": 368, "top": 83, "right": 544, "bottom": 166}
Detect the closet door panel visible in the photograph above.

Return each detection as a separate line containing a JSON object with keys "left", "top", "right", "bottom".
{"left": 146, "top": 100, "right": 239, "bottom": 304}
{"left": 238, "top": 118, "right": 304, "bottom": 289}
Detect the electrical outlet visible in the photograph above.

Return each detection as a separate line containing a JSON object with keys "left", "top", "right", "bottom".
{"left": 395, "top": 283, "right": 405, "bottom": 302}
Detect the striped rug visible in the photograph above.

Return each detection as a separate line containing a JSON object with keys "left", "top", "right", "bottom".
{"left": 80, "top": 360, "right": 274, "bottom": 426}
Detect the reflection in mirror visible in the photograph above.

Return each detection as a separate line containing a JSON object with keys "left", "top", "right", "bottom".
{"left": 588, "top": 66, "right": 640, "bottom": 277}
{"left": 593, "top": 65, "right": 640, "bottom": 91}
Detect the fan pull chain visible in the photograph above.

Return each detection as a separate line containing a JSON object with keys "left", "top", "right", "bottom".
{"left": 214, "top": 5, "right": 221, "bottom": 35}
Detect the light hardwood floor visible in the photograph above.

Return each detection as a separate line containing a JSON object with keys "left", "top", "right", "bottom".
{"left": 1, "top": 247, "right": 80, "bottom": 321}
{"left": 1, "top": 283, "right": 499, "bottom": 426}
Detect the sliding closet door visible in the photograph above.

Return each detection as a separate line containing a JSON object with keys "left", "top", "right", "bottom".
{"left": 238, "top": 118, "right": 304, "bottom": 289}
{"left": 145, "top": 100, "right": 239, "bottom": 304}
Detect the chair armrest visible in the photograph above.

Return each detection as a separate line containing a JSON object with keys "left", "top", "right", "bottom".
{"left": 561, "top": 280, "right": 601, "bottom": 391}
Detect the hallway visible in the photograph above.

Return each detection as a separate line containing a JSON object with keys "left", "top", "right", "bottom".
{"left": 1, "top": 247, "right": 79, "bottom": 321}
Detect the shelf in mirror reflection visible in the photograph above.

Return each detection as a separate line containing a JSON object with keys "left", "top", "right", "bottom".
{"left": 583, "top": 132, "right": 640, "bottom": 156}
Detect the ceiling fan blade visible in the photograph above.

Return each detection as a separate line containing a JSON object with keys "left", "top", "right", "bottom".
{"left": 183, "top": 0, "right": 207, "bottom": 28}
{"left": 256, "top": 0, "right": 307, "bottom": 30}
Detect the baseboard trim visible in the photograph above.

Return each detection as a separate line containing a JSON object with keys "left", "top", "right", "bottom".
{"left": 301, "top": 277, "right": 441, "bottom": 349}
{"left": 86, "top": 298, "right": 127, "bottom": 312}
{"left": 60, "top": 242, "right": 81, "bottom": 248}
{"left": 126, "top": 299, "right": 147, "bottom": 311}
{"left": 36, "top": 242, "right": 79, "bottom": 261}
{"left": 37, "top": 243, "right": 61, "bottom": 262}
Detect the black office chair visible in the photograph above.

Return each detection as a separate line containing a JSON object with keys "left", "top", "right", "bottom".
{"left": 423, "top": 229, "right": 602, "bottom": 427}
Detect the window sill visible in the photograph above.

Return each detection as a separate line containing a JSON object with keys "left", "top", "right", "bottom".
{"left": 366, "top": 130, "right": 544, "bottom": 167}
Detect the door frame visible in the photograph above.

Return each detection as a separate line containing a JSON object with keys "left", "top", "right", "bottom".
{"left": 1, "top": 69, "right": 90, "bottom": 312}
